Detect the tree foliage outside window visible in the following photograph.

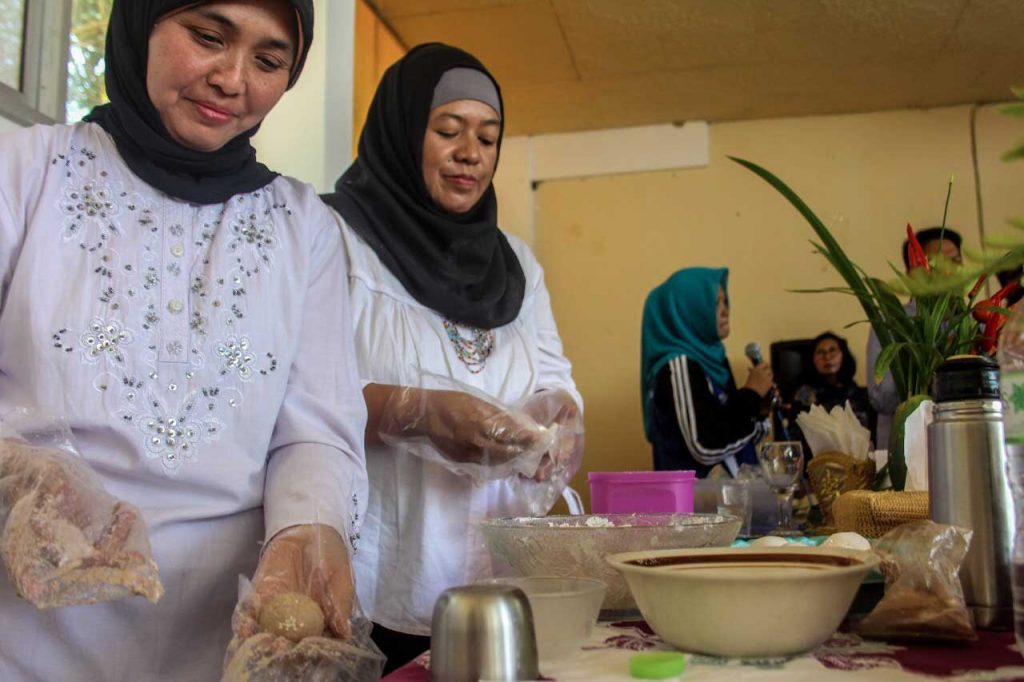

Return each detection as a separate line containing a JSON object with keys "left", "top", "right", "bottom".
{"left": 66, "top": 0, "right": 111, "bottom": 122}
{"left": 0, "top": 0, "right": 27, "bottom": 91}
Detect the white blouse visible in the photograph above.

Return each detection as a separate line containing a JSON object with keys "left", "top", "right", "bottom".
{"left": 0, "top": 123, "right": 367, "bottom": 681}
{"left": 338, "top": 219, "right": 581, "bottom": 636}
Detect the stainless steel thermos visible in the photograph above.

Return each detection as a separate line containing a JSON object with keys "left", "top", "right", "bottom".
{"left": 929, "top": 355, "right": 1015, "bottom": 629}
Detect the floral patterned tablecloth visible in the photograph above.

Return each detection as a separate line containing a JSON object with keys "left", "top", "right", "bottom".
{"left": 383, "top": 620, "right": 1024, "bottom": 681}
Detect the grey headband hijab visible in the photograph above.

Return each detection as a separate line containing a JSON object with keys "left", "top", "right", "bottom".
{"left": 430, "top": 67, "right": 502, "bottom": 115}
{"left": 322, "top": 43, "right": 524, "bottom": 329}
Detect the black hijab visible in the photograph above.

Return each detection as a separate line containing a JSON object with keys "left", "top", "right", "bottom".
{"left": 84, "top": 0, "right": 314, "bottom": 205}
{"left": 322, "top": 43, "right": 525, "bottom": 329}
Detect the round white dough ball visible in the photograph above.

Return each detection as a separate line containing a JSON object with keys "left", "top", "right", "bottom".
{"left": 750, "top": 536, "right": 789, "bottom": 548}
{"left": 821, "top": 532, "right": 872, "bottom": 551}
{"left": 258, "top": 591, "right": 325, "bottom": 642}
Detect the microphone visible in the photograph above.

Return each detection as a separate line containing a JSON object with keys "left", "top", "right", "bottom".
{"left": 744, "top": 342, "right": 763, "bottom": 366}
{"left": 744, "top": 341, "right": 788, "bottom": 439}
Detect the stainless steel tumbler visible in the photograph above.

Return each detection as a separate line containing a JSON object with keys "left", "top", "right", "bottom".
{"left": 430, "top": 583, "right": 540, "bottom": 681}
{"left": 929, "top": 355, "right": 1014, "bottom": 629}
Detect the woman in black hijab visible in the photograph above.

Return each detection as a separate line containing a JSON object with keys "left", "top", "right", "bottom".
{"left": 323, "top": 43, "right": 584, "bottom": 673}
{"left": 87, "top": 0, "right": 314, "bottom": 203}
{"left": 0, "top": 2, "right": 371, "bottom": 679}
{"left": 327, "top": 43, "right": 524, "bottom": 328}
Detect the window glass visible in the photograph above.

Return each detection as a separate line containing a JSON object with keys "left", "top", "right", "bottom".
{"left": 0, "top": 0, "right": 27, "bottom": 91}
{"left": 65, "top": 0, "right": 110, "bottom": 122}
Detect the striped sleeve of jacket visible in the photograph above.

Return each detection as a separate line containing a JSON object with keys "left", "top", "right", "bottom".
{"left": 667, "top": 355, "right": 766, "bottom": 467}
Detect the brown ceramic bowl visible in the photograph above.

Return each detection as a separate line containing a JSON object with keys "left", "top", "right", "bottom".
{"left": 607, "top": 546, "right": 879, "bottom": 657}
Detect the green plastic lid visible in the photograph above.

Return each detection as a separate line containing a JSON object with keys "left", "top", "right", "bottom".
{"left": 629, "top": 652, "right": 687, "bottom": 679}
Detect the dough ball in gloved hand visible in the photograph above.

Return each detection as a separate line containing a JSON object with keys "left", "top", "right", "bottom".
{"left": 258, "top": 592, "right": 325, "bottom": 642}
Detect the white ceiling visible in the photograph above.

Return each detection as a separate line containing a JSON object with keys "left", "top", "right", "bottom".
{"left": 367, "top": 0, "right": 1024, "bottom": 135}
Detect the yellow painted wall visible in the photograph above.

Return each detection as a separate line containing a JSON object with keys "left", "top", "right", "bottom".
{"left": 531, "top": 104, "right": 1023, "bottom": 510}
{"left": 253, "top": 0, "right": 329, "bottom": 188}
{"left": 977, "top": 104, "right": 1024, "bottom": 238}
{"left": 353, "top": 1, "right": 406, "bottom": 156}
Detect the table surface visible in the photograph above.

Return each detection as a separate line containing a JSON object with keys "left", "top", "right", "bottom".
{"left": 382, "top": 620, "right": 1024, "bottom": 681}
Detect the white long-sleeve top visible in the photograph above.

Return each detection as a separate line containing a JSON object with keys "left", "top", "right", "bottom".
{"left": 0, "top": 122, "right": 368, "bottom": 681}
{"left": 337, "top": 220, "right": 581, "bottom": 636}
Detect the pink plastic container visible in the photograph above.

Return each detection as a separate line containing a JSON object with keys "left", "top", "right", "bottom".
{"left": 587, "top": 470, "right": 696, "bottom": 514}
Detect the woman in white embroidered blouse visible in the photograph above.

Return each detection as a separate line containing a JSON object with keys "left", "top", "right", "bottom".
{"left": 321, "top": 43, "right": 584, "bottom": 673}
{"left": 0, "top": 1, "right": 368, "bottom": 680}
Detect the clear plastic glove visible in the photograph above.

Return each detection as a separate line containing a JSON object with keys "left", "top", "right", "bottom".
{"left": 223, "top": 524, "right": 385, "bottom": 682}
{"left": 223, "top": 630, "right": 379, "bottom": 682}
{"left": 247, "top": 524, "right": 354, "bottom": 638}
{"left": 510, "top": 389, "right": 585, "bottom": 516}
{"left": 518, "top": 389, "right": 584, "bottom": 482}
{"left": 0, "top": 419, "right": 163, "bottom": 608}
{"left": 379, "top": 386, "right": 555, "bottom": 481}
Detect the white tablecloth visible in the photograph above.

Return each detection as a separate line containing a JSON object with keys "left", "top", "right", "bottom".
{"left": 385, "top": 620, "right": 1024, "bottom": 682}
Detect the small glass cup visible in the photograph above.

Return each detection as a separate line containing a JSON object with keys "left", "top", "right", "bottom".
{"left": 717, "top": 481, "right": 753, "bottom": 537}
{"left": 757, "top": 441, "right": 805, "bottom": 537}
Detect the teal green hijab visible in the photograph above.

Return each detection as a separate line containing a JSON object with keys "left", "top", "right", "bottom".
{"left": 641, "top": 267, "right": 731, "bottom": 439}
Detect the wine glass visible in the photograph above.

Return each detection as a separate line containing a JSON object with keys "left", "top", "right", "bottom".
{"left": 757, "top": 441, "right": 805, "bottom": 537}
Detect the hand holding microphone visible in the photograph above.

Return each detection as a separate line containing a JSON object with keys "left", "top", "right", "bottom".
{"left": 745, "top": 342, "right": 790, "bottom": 441}
{"left": 742, "top": 342, "right": 775, "bottom": 398}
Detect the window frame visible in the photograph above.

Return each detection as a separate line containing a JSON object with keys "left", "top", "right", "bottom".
{"left": 0, "top": 0, "right": 71, "bottom": 126}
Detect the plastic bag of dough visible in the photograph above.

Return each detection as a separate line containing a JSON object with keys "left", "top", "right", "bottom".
{"left": 0, "top": 409, "right": 163, "bottom": 608}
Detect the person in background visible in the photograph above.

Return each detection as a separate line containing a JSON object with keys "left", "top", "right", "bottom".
{"left": 642, "top": 267, "right": 772, "bottom": 478}
{"left": 996, "top": 266, "right": 1024, "bottom": 307}
{"left": 789, "top": 332, "right": 874, "bottom": 439}
{"left": 321, "top": 43, "right": 583, "bottom": 674}
{"left": 865, "top": 227, "right": 962, "bottom": 446}
{"left": 0, "top": 2, "right": 369, "bottom": 679}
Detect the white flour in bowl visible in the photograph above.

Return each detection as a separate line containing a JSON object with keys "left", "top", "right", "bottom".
{"left": 544, "top": 516, "right": 616, "bottom": 528}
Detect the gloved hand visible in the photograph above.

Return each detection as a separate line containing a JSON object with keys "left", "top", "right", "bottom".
{"left": 519, "top": 389, "right": 584, "bottom": 482}
{"left": 0, "top": 438, "right": 163, "bottom": 608}
{"left": 379, "top": 388, "right": 552, "bottom": 471}
{"left": 244, "top": 524, "right": 354, "bottom": 639}
{"left": 223, "top": 525, "right": 384, "bottom": 681}
{"left": 223, "top": 630, "right": 381, "bottom": 682}
{"left": 504, "top": 389, "right": 585, "bottom": 516}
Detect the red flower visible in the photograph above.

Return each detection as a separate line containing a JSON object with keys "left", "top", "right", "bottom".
{"left": 905, "top": 223, "right": 931, "bottom": 272}
{"left": 973, "top": 278, "right": 1021, "bottom": 354}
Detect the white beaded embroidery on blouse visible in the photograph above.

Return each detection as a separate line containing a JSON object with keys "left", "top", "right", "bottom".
{"left": 50, "top": 138, "right": 283, "bottom": 475}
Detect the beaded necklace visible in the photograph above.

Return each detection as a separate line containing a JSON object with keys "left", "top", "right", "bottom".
{"left": 443, "top": 318, "right": 495, "bottom": 374}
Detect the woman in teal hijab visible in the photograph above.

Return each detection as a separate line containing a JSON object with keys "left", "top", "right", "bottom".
{"left": 641, "top": 268, "right": 773, "bottom": 477}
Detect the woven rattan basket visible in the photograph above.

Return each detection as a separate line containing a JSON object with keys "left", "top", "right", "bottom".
{"left": 832, "top": 489, "right": 930, "bottom": 538}
{"left": 806, "top": 452, "right": 876, "bottom": 531}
